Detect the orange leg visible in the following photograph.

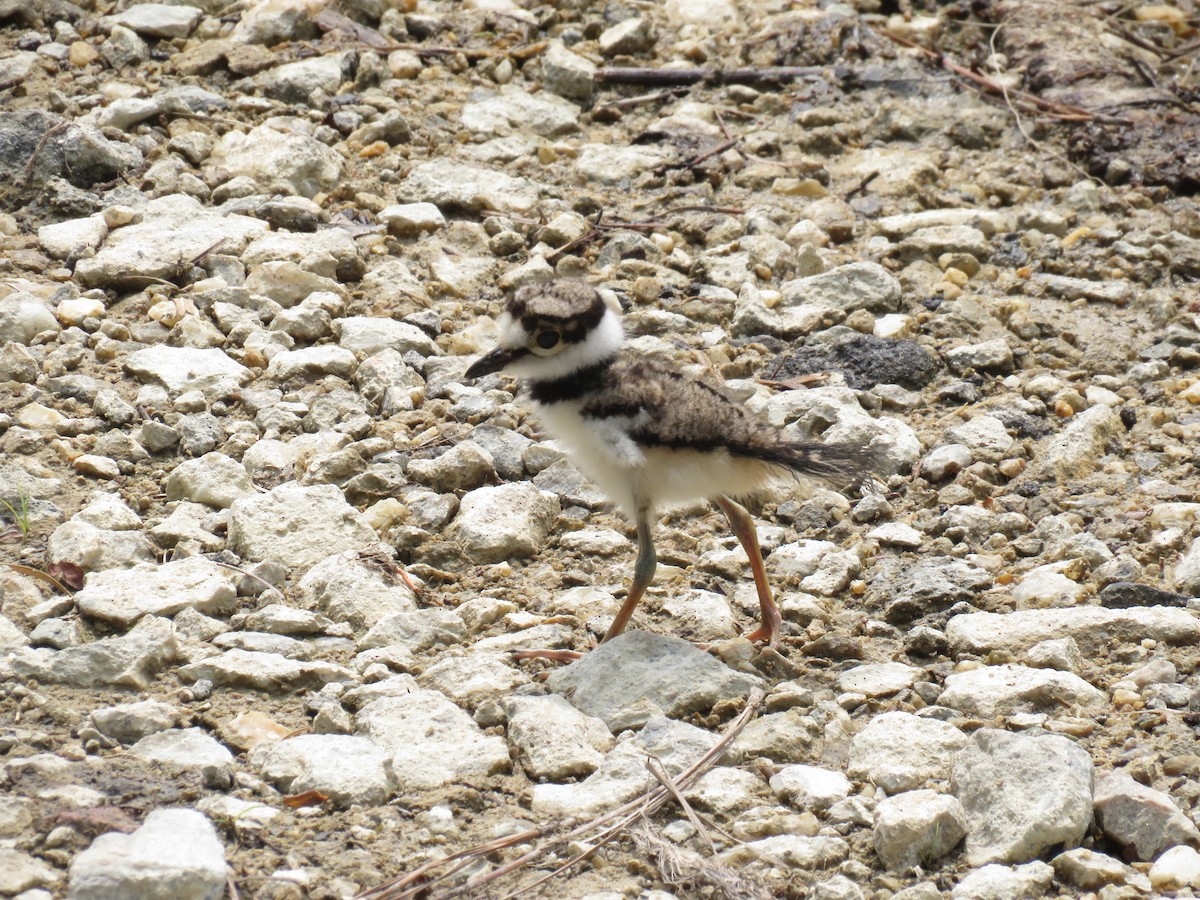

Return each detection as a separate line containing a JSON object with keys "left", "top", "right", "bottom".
{"left": 602, "top": 504, "right": 656, "bottom": 642}
{"left": 715, "top": 495, "right": 782, "bottom": 649}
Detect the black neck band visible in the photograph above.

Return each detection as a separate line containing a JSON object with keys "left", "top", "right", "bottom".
{"left": 528, "top": 355, "right": 617, "bottom": 404}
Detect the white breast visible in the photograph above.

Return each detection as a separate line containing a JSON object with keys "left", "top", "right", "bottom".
{"left": 532, "top": 401, "right": 778, "bottom": 517}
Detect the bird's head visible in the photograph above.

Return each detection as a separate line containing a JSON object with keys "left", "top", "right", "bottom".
{"left": 465, "top": 280, "right": 625, "bottom": 382}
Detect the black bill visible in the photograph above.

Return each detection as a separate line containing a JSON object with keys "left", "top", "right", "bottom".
{"left": 464, "top": 345, "right": 526, "bottom": 379}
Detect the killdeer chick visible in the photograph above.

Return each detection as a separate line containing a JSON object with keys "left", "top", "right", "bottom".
{"left": 465, "top": 279, "right": 872, "bottom": 652}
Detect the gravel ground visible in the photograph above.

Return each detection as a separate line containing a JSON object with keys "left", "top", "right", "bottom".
{"left": 4, "top": 0, "right": 1200, "bottom": 898}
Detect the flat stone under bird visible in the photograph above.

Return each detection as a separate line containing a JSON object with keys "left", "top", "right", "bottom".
{"left": 465, "top": 279, "right": 872, "bottom": 654}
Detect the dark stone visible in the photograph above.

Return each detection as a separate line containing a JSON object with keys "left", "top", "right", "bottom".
{"left": 871, "top": 558, "right": 994, "bottom": 624}
{"left": 0, "top": 111, "right": 143, "bottom": 203}
{"left": 767, "top": 334, "right": 940, "bottom": 391}
{"left": 1099, "top": 582, "right": 1190, "bottom": 610}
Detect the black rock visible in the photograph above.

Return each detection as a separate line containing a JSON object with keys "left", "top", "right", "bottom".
{"left": 767, "top": 334, "right": 940, "bottom": 391}
{"left": 1098, "top": 582, "right": 1190, "bottom": 609}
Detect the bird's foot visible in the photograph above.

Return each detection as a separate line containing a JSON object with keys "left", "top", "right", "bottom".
{"left": 742, "top": 624, "right": 781, "bottom": 650}
{"left": 509, "top": 648, "right": 584, "bottom": 664}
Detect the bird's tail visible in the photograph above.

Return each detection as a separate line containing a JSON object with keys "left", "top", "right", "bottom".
{"left": 754, "top": 440, "right": 883, "bottom": 492}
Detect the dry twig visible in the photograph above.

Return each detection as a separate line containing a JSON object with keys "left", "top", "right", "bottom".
{"left": 357, "top": 689, "right": 766, "bottom": 900}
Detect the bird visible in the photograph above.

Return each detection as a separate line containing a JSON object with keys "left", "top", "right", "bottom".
{"left": 465, "top": 279, "right": 873, "bottom": 655}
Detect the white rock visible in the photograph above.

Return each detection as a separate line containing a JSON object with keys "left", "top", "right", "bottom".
{"left": 356, "top": 690, "right": 510, "bottom": 790}
{"left": 575, "top": 143, "right": 672, "bottom": 185}
{"left": 91, "top": 699, "right": 181, "bottom": 744}
{"left": 837, "top": 662, "right": 919, "bottom": 698}
{"left": 503, "top": 694, "right": 614, "bottom": 780}
{"left": 540, "top": 39, "right": 595, "bottom": 100}
{"left": 75, "top": 194, "right": 267, "bottom": 288}
{"left": 660, "top": 589, "right": 737, "bottom": 641}
{"left": 100, "top": 3, "right": 202, "bottom": 38}
{"left": 6, "top": 615, "right": 179, "bottom": 690}
{"left": 770, "top": 765, "right": 852, "bottom": 812}
{"left": 1151, "top": 845, "right": 1200, "bottom": 890}
{"left": 947, "top": 607, "right": 1200, "bottom": 656}
{"left": 295, "top": 549, "right": 417, "bottom": 632}
{"left": 1028, "top": 405, "right": 1124, "bottom": 482}
{"left": 0, "top": 292, "right": 60, "bottom": 344}
{"left": 265, "top": 346, "right": 357, "bottom": 380}
{"left": 397, "top": 158, "right": 541, "bottom": 214}
{"left": 124, "top": 345, "right": 250, "bottom": 397}
{"left": 417, "top": 653, "right": 527, "bottom": 708}
{"left": 129, "top": 727, "right": 234, "bottom": 788}
{"left": 448, "top": 483, "right": 560, "bottom": 565}
{"left": 873, "top": 789, "right": 968, "bottom": 870}
{"left": 228, "top": 483, "right": 376, "bottom": 572}
{"left": 461, "top": 86, "right": 580, "bottom": 138}
{"left": 720, "top": 834, "right": 849, "bottom": 869}
{"left": 685, "top": 767, "right": 767, "bottom": 815}
{"left": 940, "top": 664, "right": 1104, "bottom": 718}
{"left": 255, "top": 735, "right": 394, "bottom": 806}
{"left": 1094, "top": 770, "right": 1200, "bottom": 860}
{"left": 178, "top": 649, "right": 354, "bottom": 692}
{"left": 209, "top": 121, "right": 342, "bottom": 199}
{"left": 38, "top": 215, "right": 108, "bottom": 259}
{"left": 165, "top": 452, "right": 255, "bottom": 509}
{"left": 952, "top": 728, "right": 1093, "bottom": 866}
{"left": 531, "top": 716, "right": 714, "bottom": 817}
{"left": 75, "top": 557, "right": 237, "bottom": 628}
{"left": 945, "top": 415, "right": 1014, "bottom": 461}
{"left": 48, "top": 519, "right": 156, "bottom": 573}
{"left": 378, "top": 202, "right": 445, "bottom": 237}
{"left": 1011, "top": 562, "right": 1087, "bottom": 608}
{"left": 951, "top": 862, "right": 1054, "bottom": 900}
{"left": 336, "top": 315, "right": 438, "bottom": 357}
{"left": 67, "top": 808, "right": 226, "bottom": 898}
{"left": 847, "top": 711, "right": 968, "bottom": 793}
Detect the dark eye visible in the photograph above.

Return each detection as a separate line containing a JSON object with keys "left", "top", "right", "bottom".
{"left": 535, "top": 330, "right": 560, "bottom": 349}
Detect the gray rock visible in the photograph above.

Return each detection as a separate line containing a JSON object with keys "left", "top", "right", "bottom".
{"left": 228, "top": 483, "right": 376, "bottom": 572}
{"left": 336, "top": 315, "right": 438, "bottom": 357}
{"left": 847, "top": 711, "right": 969, "bottom": 793}
{"left": 91, "top": 699, "right": 182, "bottom": 745}
{"left": 952, "top": 728, "right": 1093, "bottom": 866}
{"left": 951, "top": 862, "right": 1054, "bottom": 900}
{"left": 769, "top": 765, "right": 851, "bottom": 812}
{"left": 356, "top": 690, "right": 510, "bottom": 790}
{"left": 75, "top": 557, "right": 237, "bottom": 628}
{"left": 944, "top": 415, "right": 1014, "bottom": 462}
{"left": 939, "top": 664, "right": 1104, "bottom": 718}
{"left": 575, "top": 143, "right": 672, "bottom": 185}
{"left": 77, "top": 194, "right": 267, "bottom": 289}
{"left": 599, "top": 16, "right": 656, "bottom": 54}
{"left": 448, "top": 482, "right": 560, "bottom": 565}
{"left": 503, "top": 693, "right": 615, "bottom": 781}
{"left": 295, "top": 549, "right": 417, "bottom": 632}
{"left": 68, "top": 808, "right": 226, "bottom": 900}
{"left": 946, "top": 606, "right": 1200, "bottom": 656}
{"left": 5, "top": 615, "right": 179, "bottom": 689}
{"left": 531, "top": 715, "right": 714, "bottom": 817}
{"left": 0, "top": 292, "right": 59, "bottom": 344}
{"left": 0, "top": 109, "right": 143, "bottom": 191}
{"left": 466, "top": 424, "right": 532, "bottom": 481}
{"left": 124, "top": 345, "right": 250, "bottom": 398}
{"left": 875, "top": 208, "right": 1013, "bottom": 238}
{"left": 1094, "top": 770, "right": 1200, "bottom": 860}
{"left": 178, "top": 649, "right": 353, "bottom": 691}
{"left": 546, "top": 631, "right": 761, "bottom": 731}
{"left": 874, "top": 789, "right": 968, "bottom": 870}
{"left": 129, "top": 727, "right": 234, "bottom": 789}
{"left": 164, "top": 452, "right": 255, "bottom": 509}
{"left": 208, "top": 121, "right": 342, "bottom": 199}
{"left": 397, "top": 158, "right": 541, "bottom": 214}
{"left": 242, "top": 604, "right": 331, "bottom": 636}
{"left": 255, "top": 735, "right": 395, "bottom": 806}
